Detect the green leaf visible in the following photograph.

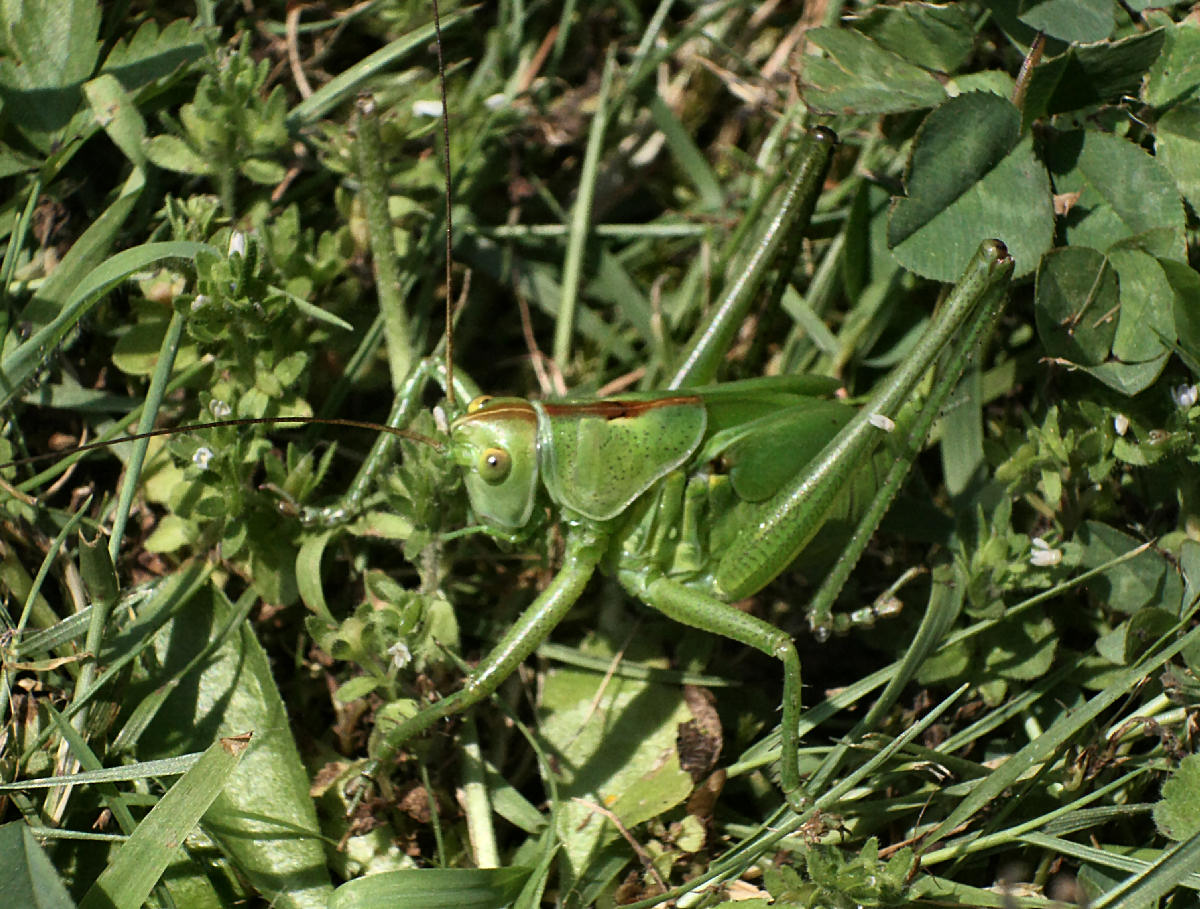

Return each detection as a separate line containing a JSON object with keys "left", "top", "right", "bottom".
{"left": 330, "top": 867, "right": 530, "bottom": 909}
{"left": 1034, "top": 246, "right": 1119, "bottom": 367}
{"left": 1154, "top": 753, "right": 1200, "bottom": 841}
{"left": 146, "top": 133, "right": 213, "bottom": 175}
{"left": 1156, "top": 101, "right": 1200, "bottom": 212}
{"left": 84, "top": 74, "right": 147, "bottom": 168}
{"left": 1144, "top": 18, "right": 1200, "bottom": 107}
{"left": 1018, "top": 0, "right": 1114, "bottom": 44}
{"left": 1164, "top": 258, "right": 1200, "bottom": 371}
{"left": 889, "top": 92, "right": 1053, "bottom": 280}
{"left": 1107, "top": 248, "right": 1176, "bottom": 363}
{"left": 0, "top": 0, "right": 99, "bottom": 87}
{"left": 1077, "top": 522, "right": 1181, "bottom": 615}
{"left": 100, "top": 18, "right": 208, "bottom": 91}
{"left": 539, "top": 641, "right": 691, "bottom": 887}
{"left": 0, "top": 0, "right": 100, "bottom": 140}
{"left": 79, "top": 735, "right": 250, "bottom": 909}
{"left": 136, "top": 585, "right": 333, "bottom": 908}
{"left": 0, "top": 822, "right": 76, "bottom": 909}
{"left": 1048, "top": 129, "right": 1185, "bottom": 260}
{"left": 801, "top": 27, "right": 946, "bottom": 115}
{"left": 1021, "top": 29, "right": 1166, "bottom": 126}
{"left": 854, "top": 2, "right": 977, "bottom": 72}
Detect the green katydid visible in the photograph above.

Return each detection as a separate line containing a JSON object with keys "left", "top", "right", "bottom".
{"left": 366, "top": 239, "right": 1012, "bottom": 813}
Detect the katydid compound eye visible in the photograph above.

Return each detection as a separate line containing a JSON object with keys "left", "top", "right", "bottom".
{"left": 467, "top": 395, "right": 494, "bottom": 414}
{"left": 478, "top": 447, "right": 511, "bottom": 483}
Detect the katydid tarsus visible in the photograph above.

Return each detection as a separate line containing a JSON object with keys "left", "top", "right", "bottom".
{"left": 0, "top": 17, "right": 1014, "bottom": 831}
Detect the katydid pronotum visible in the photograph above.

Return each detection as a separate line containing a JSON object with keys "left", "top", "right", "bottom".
{"left": 0, "top": 13, "right": 1013, "bottom": 840}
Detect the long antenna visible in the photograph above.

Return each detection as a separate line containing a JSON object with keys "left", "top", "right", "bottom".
{"left": 430, "top": 0, "right": 455, "bottom": 409}
{"left": 0, "top": 417, "right": 444, "bottom": 474}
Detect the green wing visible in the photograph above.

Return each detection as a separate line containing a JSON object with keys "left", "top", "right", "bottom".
{"left": 534, "top": 396, "right": 707, "bottom": 521}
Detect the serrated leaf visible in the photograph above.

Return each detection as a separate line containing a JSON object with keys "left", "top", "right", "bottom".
{"left": 1018, "top": 0, "right": 1114, "bottom": 44}
{"left": 1144, "top": 19, "right": 1200, "bottom": 107}
{"left": 854, "top": 2, "right": 976, "bottom": 73}
{"left": 101, "top": 18, "right": 207, "bottom": 90}
{"left": 801, "top": 28, "right": 946, "bottom": 115}
{"left": 1021, "top": 29, "right": 1166, "bottom": 126}
{"left": 889, "top": 92, "right": 1053, "bottom": 280}
{"left": 1154, "top": 753, "right": 1200, "bottom": 841}
{"left": 1048, "top": 129, "right": 1185, "bottom": 260}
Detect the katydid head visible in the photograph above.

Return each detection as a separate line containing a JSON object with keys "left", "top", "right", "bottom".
{"left": 448, "top": 396, "right": 540, "bottom": 530}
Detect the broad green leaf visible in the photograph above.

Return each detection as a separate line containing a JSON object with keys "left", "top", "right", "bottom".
{"left": 79, "top": 735, "right": 250, "bottom": 909}
{"left": 1034, "top": 247, "right": 1119, "bottom": 367}
{"left": 1154, "top": 753, "right": 1200, "bottom": 841}
{"left": 1048, "top": 129, "right": 1185, "bottom": 260}
{"left": 801, "top": 28, "right": 946, "bottom": 115}
{"left": 137, "top": 585, "right": 333, "bottom": 908}
{"left": 330, "top": 867, "right": 530, "bottom": 909}
{"left": 0, "top": 0, "right": 99, "bottom": 87}
{"left": 1156, "top": 102, "right": 1200, "bottom": 211}
{"left": 1143, "top": 18, "right": 1200, "bottom": 107}
{"left": 1018, "top": 0, "right": 1114, "bottom": 44}
{"left": 539, "top": 639, "right": 691, "bottom": 889}
{"left": 0, "top": 822, "right": 76, "bottom": 909}
{"left": 889, "top": 92, "right": 1053, "bottom": 280}
{"left": 1077, "top": 521, "right": 1182, "bottom": 615}
{"left": 854, "top": 2, "right": 976, "bottom": 72}
{"left": 0, "top": 0, "right": 100, "bottom": 142}
{"left": 1107, "top": 248, "right": 1176, "bottom": 363}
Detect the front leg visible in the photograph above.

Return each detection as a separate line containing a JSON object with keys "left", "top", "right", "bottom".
{"left": 368, "top": 524, "right": 609, "bottom": 772}
{"left": 618, "top": 568, "right": 806, "bottom": 813}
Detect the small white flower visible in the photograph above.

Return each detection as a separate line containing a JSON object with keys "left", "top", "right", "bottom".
{"left": 433, "top": 405, "right": 449, "bottom": 434}
{"left": 1172, "top": 384, "right": 1198, "bottom": 409}
{"left": 868, "top": 413, "right": 895, "bottom": 432}
{"left": 388, "top": 641, "right": 412, "bottom": 669}
{"left": 1113, "top": 413, "right": 1129, "bottom": 436}
{"left": 193, "top": 447, "right": 214, "bottom": 470}
{"left": 1029, "top": 537, "right": 1062, "bottom": 567}
{"left": 227, "top": 231, "right": 246, "bottom": 257}
{"left": 191, "top": 294, "right": 210, "bottom": 311}
{"left": 210, "top": 399, "right": 232, "bottom": 419}
{"left": 484, "top": 93, "right": 508, "bottom": 111}
{"left": 412, "top": 99, "right": 443, "bottom": 118}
